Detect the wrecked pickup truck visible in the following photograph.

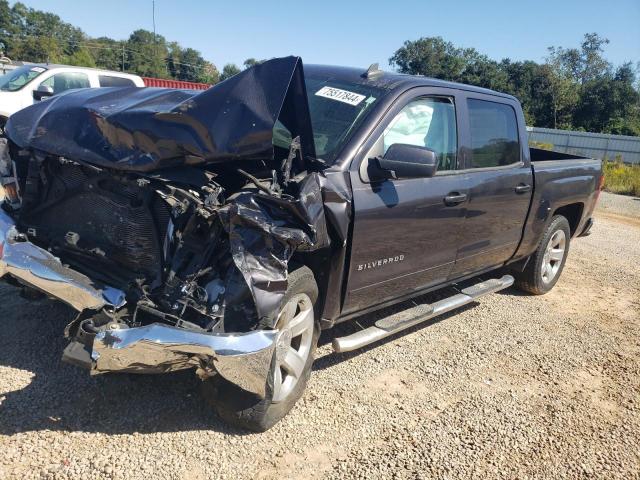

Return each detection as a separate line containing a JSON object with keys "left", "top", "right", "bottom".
{"left": 0, "top": 57, "right": 602, "bottom": 431}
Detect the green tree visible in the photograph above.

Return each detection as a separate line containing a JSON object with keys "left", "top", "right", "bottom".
{"left": 243, "top": 58, "right": 265, "bottom": 69}
{"left": 0, "top": 2, "right": 223, "bottom": 84}
{"left": 500, "top": 60, "right": 554, "bottom": 125}
{"left": 125, "top": 29, "right": 168, "bottom": 78}
{"left": 90, "top": 37, "right": 125, "bottom": 71}
{"left": 389, "top": 37, "right": 508, "bottom": 91}
{"left": 547, "top": 33, "right": 611, "bottom": 85}
{"left": 544, "top": 49, "right": 579, "bottom": 128}
{"left": 574, "top": 63, "right": 640, "bottom": 135}
{"left": 220, "top": 63, "right": 241, "bottom": 81}
{"left": 389, "top": 37, "right": 468, "bottom": 80}
{"left": 198, "top": 61, "right": 219, "bottom": 84}
{"left": 178, "top": 47, "right": 206, "bottom": 82}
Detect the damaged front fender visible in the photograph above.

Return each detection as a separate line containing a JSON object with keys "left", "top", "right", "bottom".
{"left": 219, "top": 172, "right": 329, "bottom": 327}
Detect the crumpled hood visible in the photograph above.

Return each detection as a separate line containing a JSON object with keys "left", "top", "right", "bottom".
{"left": 5, "top": 56, "right": 315, "bottom": 172}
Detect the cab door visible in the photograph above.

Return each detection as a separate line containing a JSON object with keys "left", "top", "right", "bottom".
{"left": 449, "top": 94, "right": 533, "bottom": 278}
{"left": 343, "top": 88, "right": 468, "bottom": 314}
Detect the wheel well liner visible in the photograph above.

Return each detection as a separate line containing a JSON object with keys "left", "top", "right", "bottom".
{"left": 553, "top": 203, "right": 583, "bottom": 236}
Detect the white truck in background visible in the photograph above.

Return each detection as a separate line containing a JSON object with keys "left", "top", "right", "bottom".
{"left": 0, "top": 64, "right": 144, "bottom": 133}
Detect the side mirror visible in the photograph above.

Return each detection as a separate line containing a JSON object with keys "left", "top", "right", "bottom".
{"left": 371, "top": 144, "right": 438, "bottom": 180}
{"left": 33, "top": 85, "right": 54, "bottom": 100}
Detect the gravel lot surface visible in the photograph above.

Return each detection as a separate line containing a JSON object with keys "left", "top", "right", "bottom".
{"left": 1, "top": 192, "right": 639, "bottom": 480}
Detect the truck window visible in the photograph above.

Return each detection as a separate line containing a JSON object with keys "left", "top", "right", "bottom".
{"left": 467, "top": 99, "right": 520, "bottom": 168}
{"left": 39, "top": 72, "right": 90, "bottom": 95}
{"left": 305, "top": 77, "right": 385, "bottom": 163}
{"left": 0, "top": 65, "right": 47, "bottom": 92}
{"left": 381, "top": 97, "right": 457, "bottom": 171}
{"left": 99, "top": 75, "right": 135, "bottom": 87}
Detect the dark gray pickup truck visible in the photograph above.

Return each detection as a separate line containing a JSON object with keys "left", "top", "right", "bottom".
{"left": 0, "top": 57, "right": 602, "bottom": 431}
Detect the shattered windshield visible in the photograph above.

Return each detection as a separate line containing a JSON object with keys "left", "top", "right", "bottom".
{"left": 0, "top": 65, "right": 47, "bottom": 92}
{"left": 282, "top": 77, "right": 385, "bottom": 163}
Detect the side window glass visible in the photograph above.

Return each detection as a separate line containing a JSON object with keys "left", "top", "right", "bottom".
{"left": 40, "top": 72, "right": 90, "bottom": 95}
{"left": 99, "top": 75, "right": 135, "bottom": 87}
{"left": 467, "top": 99, "right": 520, "bottom": 168}
{"left": 381, "top": 97, "right": 457, "bottom": 171}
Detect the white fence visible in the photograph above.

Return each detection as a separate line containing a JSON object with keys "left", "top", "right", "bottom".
{"left": 527, "top": 127, "right": 640, "bottom": 164}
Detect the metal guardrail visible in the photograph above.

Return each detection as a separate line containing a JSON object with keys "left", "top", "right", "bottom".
{"left": 527, "top": 126, "right": 640, "bottom": 164}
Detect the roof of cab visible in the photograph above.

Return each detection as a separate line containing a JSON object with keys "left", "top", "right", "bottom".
{"left": 304, "top": 64, "right": 518, "bottom": 102}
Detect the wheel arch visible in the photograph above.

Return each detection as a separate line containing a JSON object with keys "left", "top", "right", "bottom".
{"left": 289, "top": 251, "right": 333, "bottom": 328}
{"left": 552, "top": 203, "right": 584, "bottom": 237}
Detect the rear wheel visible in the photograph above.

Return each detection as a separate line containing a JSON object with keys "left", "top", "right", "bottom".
{"left": 202, "top": 266, "right": 319, "bottom": 432}
{"left": 514, "top": 215, "right": 571, "bottom": 295}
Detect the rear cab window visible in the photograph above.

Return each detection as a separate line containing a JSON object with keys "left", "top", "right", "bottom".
{"left": 99, "top": 75, "right": 135, "bottom": 87}
{"left": 467, "top": 98, "right": 520, "bottom": 168}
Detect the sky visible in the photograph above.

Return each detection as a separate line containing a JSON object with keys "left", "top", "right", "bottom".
{"left": 13, "top": 0, "right": 640, "bottom": 71}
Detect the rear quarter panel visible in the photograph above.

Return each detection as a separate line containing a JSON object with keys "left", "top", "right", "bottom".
{"left": 515, "top": 158, "right": 602, "bottom": 259}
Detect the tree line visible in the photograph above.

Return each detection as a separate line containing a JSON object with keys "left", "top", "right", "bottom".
{"left": 390, "top": 34, "right": 640, "bottom": 136}
{"left": 0, "top": 1, "right": 246, "bottom": 84}
{"left": 0, "top": 1, "right": 638, "bottom": 135}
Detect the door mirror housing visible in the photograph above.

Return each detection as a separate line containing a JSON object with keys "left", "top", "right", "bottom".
{"left": 33, "top": 85, "right": 54, "bottom": 100}
{"left": 370, "top": 144, "right": 438, "bottom": 180}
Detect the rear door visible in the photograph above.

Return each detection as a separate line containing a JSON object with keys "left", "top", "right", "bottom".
{"left": 449, "top": 94, "right": 533, "bottom": 278}
{"left": 343, "top": 87, "right": 468, "bottom": 314}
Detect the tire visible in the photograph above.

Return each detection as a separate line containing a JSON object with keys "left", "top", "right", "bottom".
{"left": 514, "top": 215, "right": 571, "bottom": 295}
{"left": 202, "top": 266, "right": 320, "bottom": 432}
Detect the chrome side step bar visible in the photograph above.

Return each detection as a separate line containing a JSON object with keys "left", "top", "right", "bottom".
{"left": 332, "top": 275, "right": 514, "bottom": 353}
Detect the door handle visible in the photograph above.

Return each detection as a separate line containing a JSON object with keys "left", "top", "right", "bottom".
{"left": 515, "top": 183, "right": 532, "bottom": 194}
{"left": 443, "top": 192, "right": 468, "bottom": 206}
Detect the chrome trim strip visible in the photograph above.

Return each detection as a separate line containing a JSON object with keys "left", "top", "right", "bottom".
{"left": 333, "top": 275, "right": 514, "bottom": 353}
{"left": 92, "top": 323, "right": 278, "bottom": 397}
{"left": 0, "top": 209, "right": 126, "bottom": 311}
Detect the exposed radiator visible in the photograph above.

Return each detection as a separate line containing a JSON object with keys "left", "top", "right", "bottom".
{"left": 21, "top": 164, "right": 170, "bottom": 283}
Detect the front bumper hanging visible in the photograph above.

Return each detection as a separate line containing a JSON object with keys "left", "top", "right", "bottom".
{"left": 0, "top": 208, "right": 278, "bottom": 397}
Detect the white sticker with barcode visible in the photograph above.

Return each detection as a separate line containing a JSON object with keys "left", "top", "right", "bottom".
{"left": 315, "top": 86, "right": 366, "bottom": 106}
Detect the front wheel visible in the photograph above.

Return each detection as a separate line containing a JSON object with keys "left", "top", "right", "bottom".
{"left": 202, "top": 266, "right": 319, "bottom": 432}
{"left": 514, "top": 215, "right": 571, "bottom": 295}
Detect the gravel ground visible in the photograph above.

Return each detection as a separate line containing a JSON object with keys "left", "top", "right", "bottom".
{"left": 1, "top": 192, "right": 639, "bottom": 480}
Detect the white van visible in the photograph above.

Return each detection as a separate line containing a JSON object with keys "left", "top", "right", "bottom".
{"left": 0, "top": 64, "right": 144, "bottom": 132}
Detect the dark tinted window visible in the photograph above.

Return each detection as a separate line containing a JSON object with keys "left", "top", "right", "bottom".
{"left": 99, "top": 75, "right": 135, "bottom": 87}
{"left": 467, "top": 99, "right": 520, "bottom": 168}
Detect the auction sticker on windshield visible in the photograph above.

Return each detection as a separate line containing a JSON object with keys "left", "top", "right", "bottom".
{"left": 315, "top": 86, "right": 366, "bottom": 106}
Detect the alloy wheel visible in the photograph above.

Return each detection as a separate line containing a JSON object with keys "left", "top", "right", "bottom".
{"left": 541, "top": 229, "right": 566, "bottom": 283}
{"left": 272, "top": 293, "right": 314, "bottom": 403}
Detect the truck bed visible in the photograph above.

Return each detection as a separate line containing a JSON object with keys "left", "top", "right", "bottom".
{"left": 530, "top": 147, "right": 591, "bottom": 162}
{"left": 514, "top": 147, "right": 602, "bottom": 259}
